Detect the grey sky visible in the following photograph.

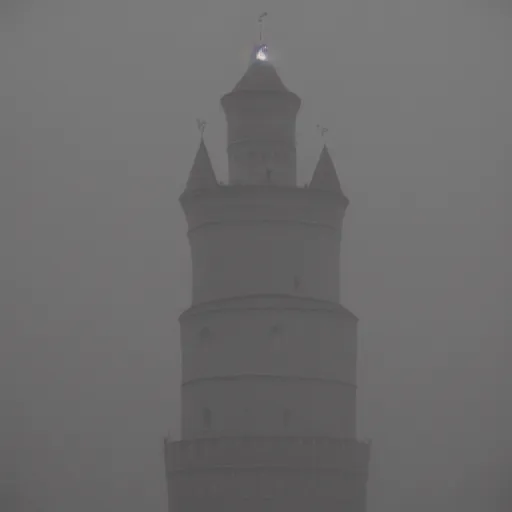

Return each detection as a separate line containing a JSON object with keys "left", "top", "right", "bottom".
{"left": 3, "top": 1, "right": 511, "bottom": 511}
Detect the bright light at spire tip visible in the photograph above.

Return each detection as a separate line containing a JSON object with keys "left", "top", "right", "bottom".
{"left": 256, "top": 44, "right": 269, "bottom": 61}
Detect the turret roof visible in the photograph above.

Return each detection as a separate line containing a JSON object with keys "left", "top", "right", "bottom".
{"left": 231, "top": 61, "right": 291, "bottom": 93}
{"left": 309, "top": 145, "right": 345, "bottom": 195}
{"left": 185, "top": 138, "right": 217, "bottom": 192}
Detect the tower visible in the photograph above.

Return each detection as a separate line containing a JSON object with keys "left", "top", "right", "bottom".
{"left": 165, "top": 43, "right": 370, "bottom": 512}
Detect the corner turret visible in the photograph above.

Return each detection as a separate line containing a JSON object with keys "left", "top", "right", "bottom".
{"left": 184, "top": 138, "right": 217, "bottom": 192}
{"left": 309, "top": 145, "right": 346, "bottom": 199}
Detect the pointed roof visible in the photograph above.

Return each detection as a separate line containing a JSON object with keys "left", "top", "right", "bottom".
{"left": 231, "top": 60, "right": 290, "bottom": 93}
{"left": 185, "top": 138, "right": 217, "bottom": 192}
{"left": 220, "top": 45, "right": 301, "bottom": 113}
{"left": 309, "top": 145, "right": 344, "bottom": 193}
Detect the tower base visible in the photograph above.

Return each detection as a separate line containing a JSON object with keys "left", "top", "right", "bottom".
{"left": 165, "top": 436, "right": 370, "bottom": 512}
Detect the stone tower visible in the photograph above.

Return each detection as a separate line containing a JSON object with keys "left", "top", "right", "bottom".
{"left": 164, "top": 44, "right": 371, "bottom": 512}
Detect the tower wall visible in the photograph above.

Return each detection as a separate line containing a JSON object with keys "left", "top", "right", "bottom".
{"left": 221, "top": 84, "right": 300, "bottom": 186}
{"left": 227, "top": 140, "right": 297, "bottom": 186}
{"left": 179, "top": 298, "right": 357, "bottom": 440}
{"left": 181, "top": 378, "right": 356, "bottom": 439}
{"left": 180, "top": 300, "right": 357, "bottom": 383}
{"left": 165, "top": 437, "right": 370, "bottom": 512}
{"left": 181, "top": 187, "right": 346, "bottom": 305}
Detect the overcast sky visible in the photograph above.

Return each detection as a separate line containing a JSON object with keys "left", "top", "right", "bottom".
{"left": 2, "top": 1, "right": 511, "bottom": 511}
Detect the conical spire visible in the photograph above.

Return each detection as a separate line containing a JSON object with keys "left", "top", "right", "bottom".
{"left": 309, "top": 145, "right": 343, "bottom": 193}
{"left": 232, "top": 60, "right": 291, "bottom": 93}
{"left": 185, "top": 138, "right": 217, "bottom": 192}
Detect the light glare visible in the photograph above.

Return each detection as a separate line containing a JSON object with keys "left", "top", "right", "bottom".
{"left": 256, "top": 44, "right": 269, "bottom": 61}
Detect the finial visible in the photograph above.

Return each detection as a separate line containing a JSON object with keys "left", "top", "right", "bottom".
{"left": 316, "top": 124, "right": 328, "bottom": 140}
{"left": 258, "top": 12, "right": 268, "bottom": 42}
{"left": 196, "top": 119, "right": 207, "bottom": 138}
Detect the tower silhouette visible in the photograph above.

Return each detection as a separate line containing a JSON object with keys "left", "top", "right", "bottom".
{"left": 164, "top": 45, "right": 370, "bottom": 512}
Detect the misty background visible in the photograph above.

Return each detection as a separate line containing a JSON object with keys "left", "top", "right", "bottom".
{"left": 2, "top": 1, "right": 511, "bottom": 511}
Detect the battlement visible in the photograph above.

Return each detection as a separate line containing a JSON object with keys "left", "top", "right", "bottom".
{"left": 165, "top": 436, "right": 370, "bottom": 475}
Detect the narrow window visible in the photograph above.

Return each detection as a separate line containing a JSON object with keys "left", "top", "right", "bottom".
{"left": 203, "top": 407, "right": 212, "bottom": 429}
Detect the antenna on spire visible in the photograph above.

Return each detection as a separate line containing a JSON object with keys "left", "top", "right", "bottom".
{"left": 316, "top": 124, "right": 329, "bottom": 140}
{"left": 196, "top": 119, "right": 207, "bottom": 138}
{"left": 258, "top": 12, "right": 268, "bottom": 42}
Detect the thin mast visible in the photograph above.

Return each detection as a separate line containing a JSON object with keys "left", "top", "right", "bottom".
{"left": 258, "top": 12, "right": 268, "bottom": 42}
{"left": 196, "top": 119, "right": 207, "bottom": 139}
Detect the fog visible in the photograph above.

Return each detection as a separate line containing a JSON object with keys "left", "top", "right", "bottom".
{"left": 2, "top": 1, "right": 511, "bottom": 511}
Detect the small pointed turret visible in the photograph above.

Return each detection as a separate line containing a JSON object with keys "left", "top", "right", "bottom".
{"left": 185, "top": 138, "right": 217, "bottom": 192}
{"left": 309, "top": 145, "right": 344, "bottom": 194}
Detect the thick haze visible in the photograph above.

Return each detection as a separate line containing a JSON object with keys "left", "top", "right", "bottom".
{"left": 3, "top": 1, "right": 511, "bottom": 511}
